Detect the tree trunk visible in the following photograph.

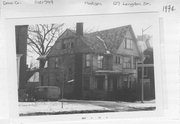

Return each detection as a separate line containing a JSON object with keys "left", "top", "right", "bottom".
{"left": 39, "top": 59, "right": 46, "bottom": 69}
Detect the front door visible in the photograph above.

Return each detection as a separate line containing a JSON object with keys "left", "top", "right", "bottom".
{"left": 108, "top": 76, "right": 117, "bottom": 91}
{"left": 96, "top": 76, "right": 104, "bottom": 90}
{"left": 112, "top": 77, "right": 117, "bottom": 91}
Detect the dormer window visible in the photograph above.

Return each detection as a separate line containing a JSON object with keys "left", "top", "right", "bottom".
{"left": 124, "top": 38, "right": 133, "bottom": 49}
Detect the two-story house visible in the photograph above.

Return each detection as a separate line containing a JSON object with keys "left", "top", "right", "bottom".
{"left": 40, "top": 23, "right": 141, "bottom": 100}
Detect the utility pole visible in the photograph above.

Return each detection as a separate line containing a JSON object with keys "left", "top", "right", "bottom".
{"left": 141, "top": 25, "right": 152, "bottom": 103}
{"left": 141, "top": 29, "right": 144, "bottom": 103}
{"left": 61, "top": 72, "right": 65, "bottom": 108}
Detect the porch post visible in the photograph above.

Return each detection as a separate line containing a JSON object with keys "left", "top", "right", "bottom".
{"left": 104, "top": 74, "right": 108, "bottom": 91}
{"left": 131, "top": 56, "right": 133, "bottom": 68}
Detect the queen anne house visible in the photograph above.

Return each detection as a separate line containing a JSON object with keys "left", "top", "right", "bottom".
{"left": 40, "top": 23, "right": 141, "bottom": 100}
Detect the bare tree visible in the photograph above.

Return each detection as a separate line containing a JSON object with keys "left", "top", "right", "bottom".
{"left": 27, "top": 24, "right": 64, "bottom": 68}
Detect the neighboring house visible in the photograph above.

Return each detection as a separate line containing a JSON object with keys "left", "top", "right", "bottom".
{"left": 137, "top": 47, "right": 155, "bottom": 100}
{"left": 16, "top": 25, "right": 28, "bottom": 89}
{"left": 40, "top": 23, "right": 141, "bottom": 100}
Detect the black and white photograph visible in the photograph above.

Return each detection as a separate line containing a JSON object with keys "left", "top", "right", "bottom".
{"left": 15, "top": 13, "right": 158, "bottom": 116}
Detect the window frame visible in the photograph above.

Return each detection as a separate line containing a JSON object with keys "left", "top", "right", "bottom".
{"left": 61, "top": 38, "right": 74, "bottom": 49}
{"left": 55, "top": 57, "right": 59, "bottom": 68}
{"left": 133, "top": 57, "right": 137, "bottom": 69}
{"left": 68, "top": 67, "right": 73, "bottom": 80}
{"left": 144, "top": 67, "right": 148, "bottom": 78}
{"left": 124, "top": 38, "right": 133, "bottom": 49}
{"left": 97, "top": 55, "right": 104, "bottom": 69}
{"left": 115, "top": 55, "right": 123, "bottom": 65}
{"left": 123, "top": 56, "right": 131, "bottom": 69}
{"left": 84, "top": 76, "right": 90, "bottom": 90}
{"left": 85, "top": 54, "right": 91, "bottom": 67}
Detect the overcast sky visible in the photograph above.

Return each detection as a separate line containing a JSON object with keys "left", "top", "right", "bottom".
{"left": 58, "top": 13, "right": 157, "bottom": 36}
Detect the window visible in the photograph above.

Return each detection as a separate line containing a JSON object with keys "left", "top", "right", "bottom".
{"left": 62, "top": 39, "right": 74, "bottom": 49}
{"left": 97, "top": 55, "right": 103, "bottom": 68}
{"left": 117, "top": 78, "right": 123, "bottom": 89}
{"left": 97, "top": 76, "right": 104, "bottom": 90}
{"left": 144, "top": 67, "right": 148, "bottom": 78}
{"left": 124, "top": 38, "right": 133, "bottom": 49}
{"left": 85, "top": 54, "right": 91, "bottom": 67}
{"left": 68, "top": 67, "right": 73, "bottom": 80}
{"left": 115, "top": 55, "right": 122, "bottom": 64}
{"left": 123, "top": 76, "right": 133, "bottom": 89}
{"left": 44, "top": 61, "right": 48, "bottom": 68}
{"left": 133, "top": 57, "right": 136, "bottom": 69}
{"left": 109, "top": 81, "right": 113, "bottom": 91}
{"left": 123, "top": 76, "right": 128, "bottom": 88}
{"left": 62, "top": 41, "right": 66, "bottom": 49}
{"left": 123, "top": 56, "right": 131, "bottom": 68}
{"left": 55, "top": 57, "right": 59, "bottom": 68}
{"left": 70, "top": 42, "right": 74, "bottom": 48}
{"left": 84, "top": 76, "right": 90, "bottom": 90}
{"left": 41, "top": 75, "right": 44, "bottom": 85}
{"left": 116, "top": 56, "right": 118, "bottom": 64}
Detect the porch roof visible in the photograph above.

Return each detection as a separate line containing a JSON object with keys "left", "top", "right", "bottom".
{"left": 95, "top": 70, "right": 134, "bottom": 75}
{"left": 96, "top": 70, "right": 122, "bottom": 74}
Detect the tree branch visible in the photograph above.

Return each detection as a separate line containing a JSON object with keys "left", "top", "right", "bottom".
{"left": 27, "top": 23, "right": 64, "bottom": 61}
{"left": 27, "top": 37, "right": 42, "bottom": 54}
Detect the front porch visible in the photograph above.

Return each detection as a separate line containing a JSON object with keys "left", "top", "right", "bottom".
{"left": 82, "top": 70, "right": 138, "bottom": 101}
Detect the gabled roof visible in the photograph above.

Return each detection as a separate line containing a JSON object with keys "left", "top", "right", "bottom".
{"left": 47, "top": 29, "right": 76, "bottom": 57}
{"left": 85, "top": 25, "right": 130, "bottom": 53}
{"left": 47, "top": 25, "right": 140, "bottom": 57}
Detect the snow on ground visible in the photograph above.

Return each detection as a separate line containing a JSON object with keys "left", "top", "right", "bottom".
{"left": 19, "top": 101, "right": 110, "bottom": 114}
{"left": 119, "top": 100, "right": 155, "bottom": 108}
{"left": 19, "top": 100, "right": 156, "bottom": 115}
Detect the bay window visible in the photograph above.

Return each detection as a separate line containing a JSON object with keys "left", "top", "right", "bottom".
{"left": 123, "top": 56, "right": 131, "bottom": 69}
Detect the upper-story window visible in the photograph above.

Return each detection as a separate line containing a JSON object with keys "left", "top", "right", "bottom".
{"left": 133, "top": 57, "right": 137, "bottom": 69}
{"left": 68, "top": 67, "right": 73, "bottom": 80}
{"left": 115, "top": 55, "right": 123, "bottom": 64}
{"left": 62, "top": 39, "right": 74, "bottom": 49}
{"left": 124, "top": 38, "right": 133, "bottom": 49}
{"left": 85, "top": 54, "right": 91, "bottom": 67}
{"left": 44, "top": 61, "right": 48, "bottom": 68}
{"left": 55, "top": 57, "right": 59, "bottom": 68}
{"left": 97, "top": 55, "right": 104, "bottom": 69}
{"left": 123, "top": 56, "right": 131, "bottom": 69}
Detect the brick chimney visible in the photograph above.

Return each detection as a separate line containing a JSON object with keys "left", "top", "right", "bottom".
{"left": 76, "top": 23, "right": 83, "bottom": 36}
